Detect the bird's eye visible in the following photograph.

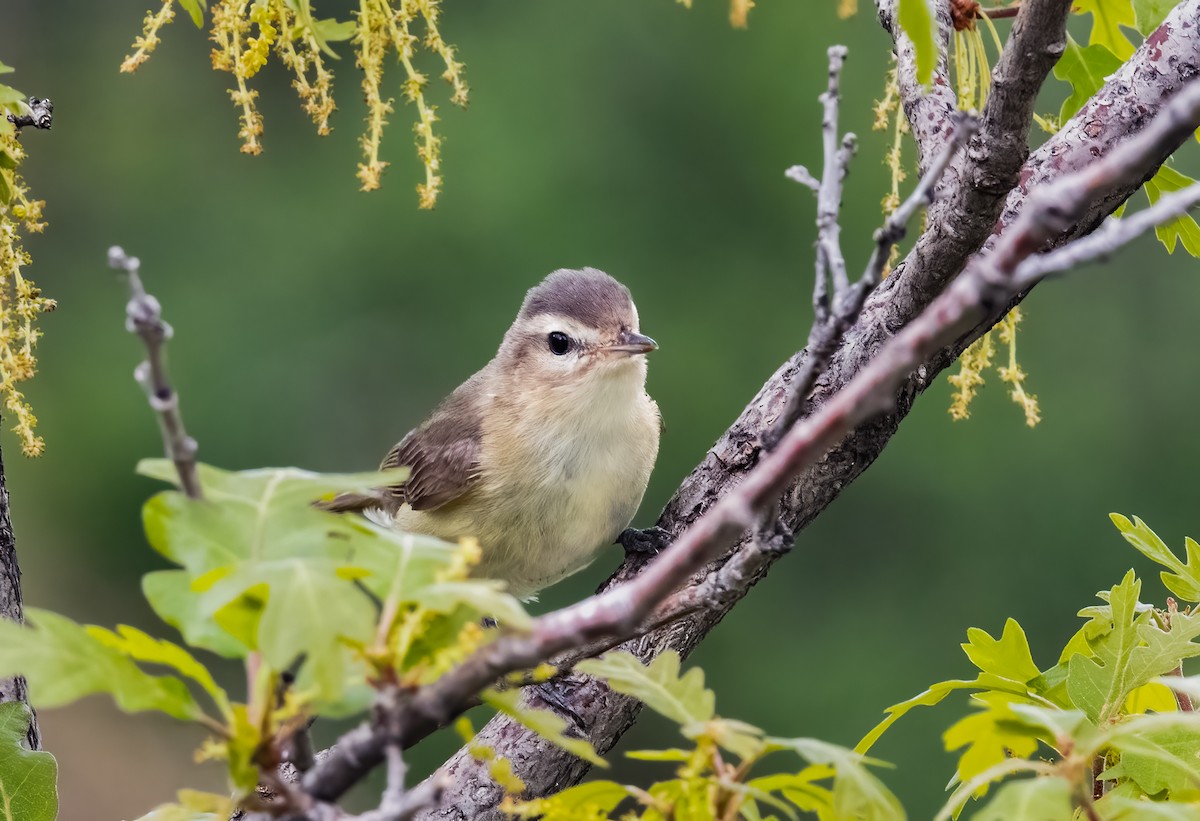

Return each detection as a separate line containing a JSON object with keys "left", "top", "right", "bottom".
{"left": 547, "top": 331, "right": 571, "bottom": 355}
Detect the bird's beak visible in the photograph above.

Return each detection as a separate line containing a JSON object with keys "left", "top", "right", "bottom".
{"left": 606, "top": 330, "right": 658, "bottom": 355}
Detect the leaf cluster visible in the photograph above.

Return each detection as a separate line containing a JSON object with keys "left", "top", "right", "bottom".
{"left": 506, "top": 650, "right": 905, "bottom": 821}
{"left": 858, "top": 513, "right": 1200, "bottom": 820}
{"left": 0, "top": 460, "right": 560, "bottom": 818}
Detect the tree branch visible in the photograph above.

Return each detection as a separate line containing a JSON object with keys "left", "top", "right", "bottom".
{"left": 889, "top": 0, "right": 1071, "bottom": 313}
{"left": 396, "top": 8, "right": 1200, "bottom": 816}
{"left": 0, "top": 443, "right": 38, "bottom": 750}
{"left": 875, "top": 0, "right": 957, "bottom": 170}
{"left": 108, "top": 247, "right": 203, "bottom": 500}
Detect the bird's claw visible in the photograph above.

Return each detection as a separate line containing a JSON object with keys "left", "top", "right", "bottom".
{"left": 617, "top": 526, "right": 672, "bottom": 557}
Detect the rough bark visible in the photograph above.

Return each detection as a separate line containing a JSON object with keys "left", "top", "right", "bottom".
{"left": 414, "top": 3, "right": 1200, "bottom": 818}
{"left": 0, "top": 441, "right": 39, "bottom": 750}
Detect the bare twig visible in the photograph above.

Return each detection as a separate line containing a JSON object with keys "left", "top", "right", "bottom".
{"left": 1013, "top": 184, "right": 1200, "bottom": 285}
{"left": 6, "top": 97, "right": 53, "bottom": 131}
{"left": 770, "top": 112, "right": 977, "bottom": 445}
{"left": 108, "top": 246, "right": 202, "bottom": 500}
{"left": 815, "top": 46, "right": 853, "bottom": 315}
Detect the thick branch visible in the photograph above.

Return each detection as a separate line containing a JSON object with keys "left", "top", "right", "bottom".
{"left": 875, "top": 0, "right": 957, "bottom": 169}
{"left": 891, "top": 0, "right": 1071, "bottom": 312}
{"left": 405, "top": 8, "right": 1200, "bottom": 817}
{"left": 0, "top": 444, "right": 38, "bottom": 750}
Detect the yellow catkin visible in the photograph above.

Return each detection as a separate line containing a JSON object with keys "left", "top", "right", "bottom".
{"left": 272, "top": 0, "right": 336, "bottom": 135}
{"left": 947, "top": 330, "right": 995, "bottom": 422}
{"left": 837, "top": 0, "right": 858, "bottom": 18}
{"left": 211, "top": 0, "right": 264, "bottom": 155}
{"left": 121, "top": 0, "right": 176, "bottom": 73}
{"left": 996, "top": 308, "right": 1041, "bottom": 427}
{"left": 0, "top": 128, "right": 56, "bottom": 456}
{"left": 355, "top": 0, "right": 393, "bottom": 191}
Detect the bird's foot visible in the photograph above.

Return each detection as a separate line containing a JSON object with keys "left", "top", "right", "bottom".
{"left": 617, "top": 526, "right": 672, "bottom": 558}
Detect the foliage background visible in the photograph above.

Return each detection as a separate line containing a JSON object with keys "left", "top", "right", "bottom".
{"left": 2, "top": 1, "right": 1199, "bottom": 818}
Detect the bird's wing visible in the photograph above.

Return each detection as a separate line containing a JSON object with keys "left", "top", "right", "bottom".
{"left": 378, "top": 419, "right": 481, "bottom": 511}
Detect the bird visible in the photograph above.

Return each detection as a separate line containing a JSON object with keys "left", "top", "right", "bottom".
{"left": 321, "top": 267, "right": 662, "bottom": 599}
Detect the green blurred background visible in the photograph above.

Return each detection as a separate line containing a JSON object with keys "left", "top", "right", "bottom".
{"left": 2, "top": 1, "right": 1199, "bottom": 818}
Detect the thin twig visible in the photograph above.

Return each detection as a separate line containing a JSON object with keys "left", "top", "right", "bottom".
{"left": 302, "top": 76, "right": 1200, "bottom": 807}
{"left": 1013, "top": 184, "right": 1200, "bottom": 285}
{"left": 6, "top": 97, "right": 53, "bottom": 131}
{"left": 108, "top": 246, "right": 202, "bottom": 500}
{"left": 769, "top": 112, "right": 977, "bottom": 445}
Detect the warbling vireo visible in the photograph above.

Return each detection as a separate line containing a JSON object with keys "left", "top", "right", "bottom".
{"left": 323, "top": 267, "right": 661, "bottom": 598}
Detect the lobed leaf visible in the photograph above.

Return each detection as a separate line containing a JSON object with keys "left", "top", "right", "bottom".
{"left": 1143, "top": 166, "right": 1200, "bottom": 258}
{"left": 969, "top": 775, "right": 1073, "bottom": 821}
{"left": 0, "top": 703, "right": 56, "bottom": 821}
{"left": 1072, "top": 0, "right": 1136, "bottom": 59}
{"left": 766, "top": 737, "right": 904, "bottom": 821}
{"left": 1053, "top": 36, "right": 1123, "bottom": 123}
{"left": 0, "top": 609, "right": 201, "bottom": 721}
{"left": 577, "top": 650, "right": 715, "bottom": 727}
{"left": 1111, "top": 514, "right": 1200, "bottom": 602}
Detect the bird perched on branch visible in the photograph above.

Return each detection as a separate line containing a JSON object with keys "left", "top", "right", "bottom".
{"left": 321, "top": 267, "right": 663, "bottom": 599}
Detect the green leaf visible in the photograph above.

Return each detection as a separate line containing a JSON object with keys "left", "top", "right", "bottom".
{"left": 943, "top": 692, "right": 1042, "bottom": 784}
{"left": 970, "top": 776, "right": 1073, "bottom": 821}
{"left": 1102, "top": 713, "right": 1200, "bottom": 796}
{"left": 0, "top": 703, "right": 56, "bottom": 821}
{"left": 766, "top": 737, "right": 904, "bottom": 821}
{"left": 747, "top": 770, "right": 833, "bottom": 814}
{"left": 689, "top": 717, "right": 766, "bottom": 761}
{"left": 0, "top": 609, "right": 201, "bottom": 720}
{"left": 138, "top": 461, "right": 408, "bottom": 574}
{"left": 312, "top": 18, "right": 356, "bottom": 42}
{"left": 1067, "top": 574, "right": 1200, "bottom": 725}
{"left": 201, "top": 557, "right": 376, "bottom": 703}
{"left": 503, "top": 780, "right": 630, "bottom": 820}
{"left": 0, "top": 62, "right": 13, "bottom": 75}
{"left": 0, "top": 85, "right": 24, "bottom": 113}
{"left": 1004, "top": 704, "right": 1091, "bottom": 745}
{"left": 1132, "top": 0, "right": 1175, "bottom": 36}
{"left": 84, "top": 624, "right": 231, "bottom": 720}
{"left": 408, "top": 580, "right": 532, "bottom": 630}
{"left": 482, "top": 688, "right": 606, "bottom": 766}
{"left": 858, "top": 620, "right": 1044, "bottom": 754}
{"left": 1159, "top": 674, "right": 1200, "bottom": 703}
{"left": 1143, "top": 166, "right": 1200, "bottom": 258}
{"left": 1073, "top": 0, "right": 1137, "bottom": 60}
{"left": 1096, "top": 792, "right": 1200, "bottom": 820}
{"left": 177, "top": 0, "right": 206, "bottom": 28}
{"left": 131, "top": 787, "right": 231, "bottom": 821}
{"left": 1053, "top": 36, "right": 1123, "bottom": 122}
{"left": 140, "top": 463, "right": 420, "bottom": 704}
{"left": 284, "top": 0, "right": 341, "bottom": 58}
{"left": 625, "top": 747, "right": 694, "bottom": 762}
{"left": 142, "top": 569, "right": 252, "bottom": 658}
{"left": 962, "top": 619, "right": 1041, "bottom": 684}
{"left": 1066, "top": 571, "right": 1149, "bottom": 723}
{"left": 1111, "top": 514, "right": 1200, "bottom": 602}
{"left": 577, "top": 650, "right": 714, "bottom": 727}
{"left": 897, "top": 0, "right": 937, "bottom": 87}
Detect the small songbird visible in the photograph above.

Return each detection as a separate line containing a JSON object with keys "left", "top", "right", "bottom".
{"left": 323, "top": 267, "right": 661, "bottom": 599}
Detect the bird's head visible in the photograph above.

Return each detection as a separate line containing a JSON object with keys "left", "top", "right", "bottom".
{"left": 496, "top": 268, "right": 657, "bottom": 399}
